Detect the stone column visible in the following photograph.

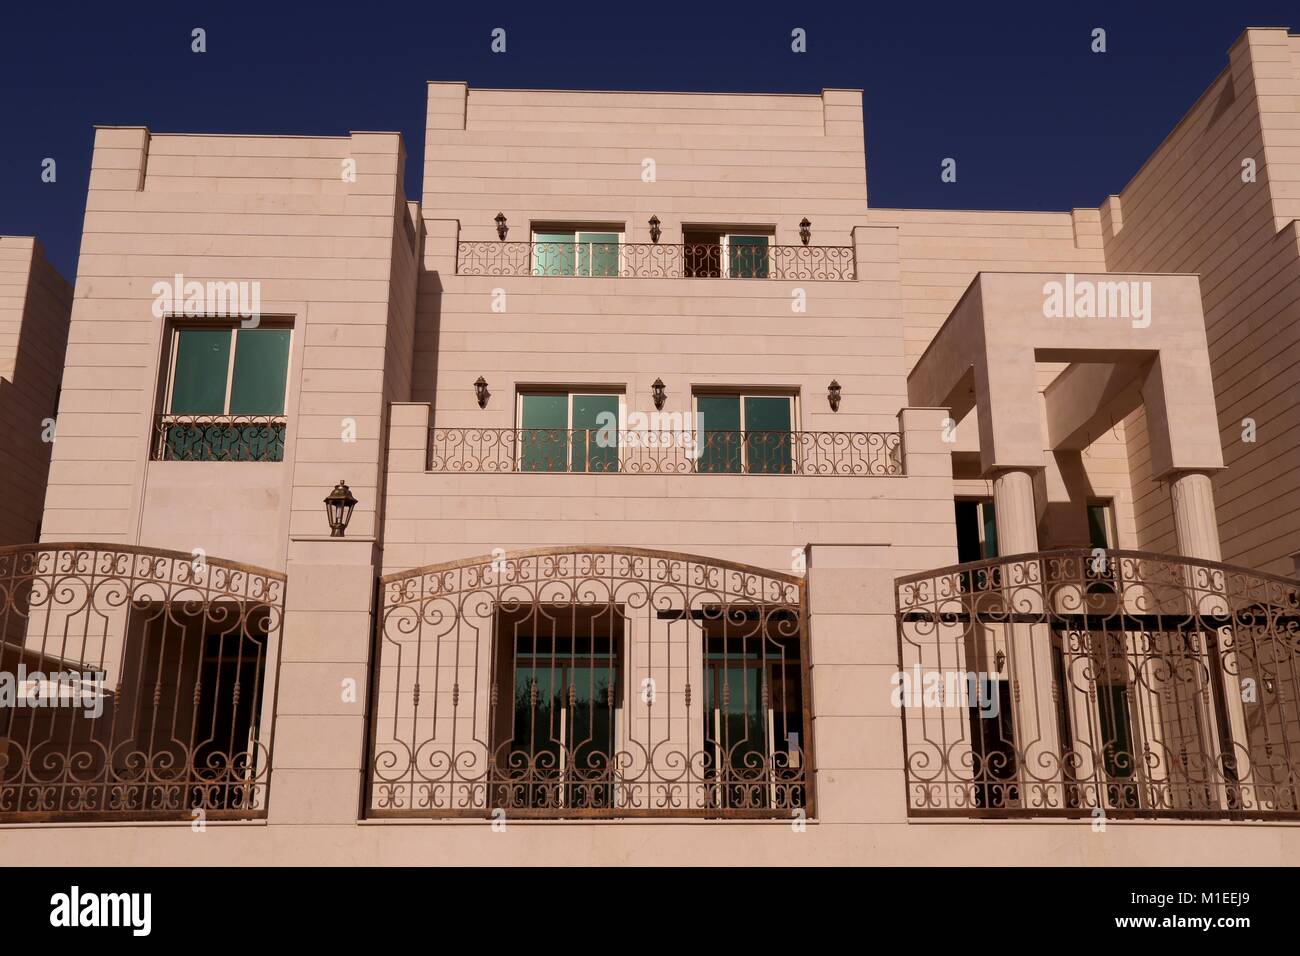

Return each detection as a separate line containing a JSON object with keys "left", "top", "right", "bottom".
{"left": 1169, "top": 470, "right": 1223, "bottom": 562}
{"left": 989, "top": 467, "right": 1062, "bottom": 808}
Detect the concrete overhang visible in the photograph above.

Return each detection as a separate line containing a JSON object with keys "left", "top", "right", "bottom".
{"left": 907, "top": 271, "right": 1225, "bottom": 479}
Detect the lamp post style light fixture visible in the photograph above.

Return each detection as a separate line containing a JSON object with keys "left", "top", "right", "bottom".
{"left": 648, "top": 215, "right": 661, "bottom": 243}
{"left": 475, "top": 376, "right": 490, "bottom": 409}
{"left": 324, "top": 480, "right": 357, "bottom": 538}
{"left": 799, "top": 217, "right": 812, "bottom": 246}
{"left": 827, "top": 379, "right": 842, "bottom": 412}
{"left": 652, "top": 378, "right": 667, "bottom": 411}
{"left": 495, "top": 212, "right": 508, "bottom": 241}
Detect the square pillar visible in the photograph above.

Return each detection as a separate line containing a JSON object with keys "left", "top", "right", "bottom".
{"left": 268, "top": 535, "right": 379, "bottom": 824}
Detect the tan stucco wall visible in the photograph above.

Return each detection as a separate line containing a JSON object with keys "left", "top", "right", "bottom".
{"left": 1100, "top": 28, "right": 1300, "bottom": 576}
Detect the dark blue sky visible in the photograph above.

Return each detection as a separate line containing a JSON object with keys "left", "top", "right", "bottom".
{"left": 3, "top": 2, "right": 1296, "bottom": 279}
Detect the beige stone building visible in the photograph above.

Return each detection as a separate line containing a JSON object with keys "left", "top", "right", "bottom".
{"left": 0, "top": 26, "right": 1298, "bottom": 865}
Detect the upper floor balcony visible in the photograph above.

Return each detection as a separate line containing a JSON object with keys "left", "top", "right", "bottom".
{"left": 455, "top": 235, "right": 857, "bottom": 281}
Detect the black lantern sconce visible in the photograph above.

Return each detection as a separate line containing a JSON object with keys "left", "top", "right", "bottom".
{"left": 475, "top": 376, "right": 490, "bottom": 409}
{"left": 827, "top": 380, "right": 842, "bottom": 412}
{"left": 799, "top": 217, "right": 812, "bottom": 246}
{"left": 648, "top": 215, "right": 661, "bottom": 244}
{"left": 651, "top": 378, "right": 667, "bottom": 411}
{"left": 495, "top": 212, "right": 508, "bottom": 241}
{"left": 995, "top": 649, "right": 1006, "bottom": 674}
{"left": 324, "top": 480, "right": 358, "bottom": 538}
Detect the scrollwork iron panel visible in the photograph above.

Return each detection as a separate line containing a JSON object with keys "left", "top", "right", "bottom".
{"left": 367, "top": 547, "right": 811, "bottom": 819}
{"left": 153, "top": 414, "right": 286, "bottom": 462}
{"left": 427, "top": 428, "right": 903, "bottom": 476}
{"left": 896, "top": 549, "right": 1300, "bottom": 819}
{"left": 0, "top": 544, "right": 285, "bottom": 821}
{"left": 456, "top": 241, "right": 856, "bottom": 281}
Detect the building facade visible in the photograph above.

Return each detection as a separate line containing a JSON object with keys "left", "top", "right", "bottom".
{"left": 0, "top": 26, "right": 1298, "bottom": 864}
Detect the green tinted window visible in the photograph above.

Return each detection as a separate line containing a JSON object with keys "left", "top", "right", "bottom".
{"left": 571, "top": 394, "right": 619, "bottom": 473}
{"left": 169, "top": 330, "right": 230, "bottom": 414}
{"left": 520, "top": 393, "right": 568, "bottom": 472}
{"left": 728, "top": 235, "right": 770, "bottom": 278}
{"left": 743, "top": 396, "right": 792, "bottom": 474}
{"left": 577, "top": 233, "right": 619, "bottom": 277}
{"left": 981, "top": 501, "right": 999, "bottom": 558}
{"left": 534, "top": 232, "right": 576, "bottom": 276}
{"left": 697, "top": 395, "right": 742, "bottom": 473}
{"left": 229, "top": 329, "right": 290, "bottom": 415}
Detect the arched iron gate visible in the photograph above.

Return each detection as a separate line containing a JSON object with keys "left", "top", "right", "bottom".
{"left": 0, "top": 543, "right": 284, "bottom": 821}
{"left": 367, "top": 547, "right": 811, "bottom": 819}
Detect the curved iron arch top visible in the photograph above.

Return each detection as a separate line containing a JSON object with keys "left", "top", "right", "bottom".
{"left": 380, "top": 544, "right": 805, "bottom": 587}
{"left": 0, "top": 540, "right": 287, "bottom": 582}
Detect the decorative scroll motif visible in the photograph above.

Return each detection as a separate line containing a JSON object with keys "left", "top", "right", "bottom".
{"left": 0, "top": 544, "right": 285, "bottom": 821}
{"left": 456, "top": 241, "right": 856, "bottom": 281}
{"left": 153, "top": 415, "right": 286, "bottom": 462}
{"left": 896, "top": 549, "right": 1300, "bottom": 819}
{"left": 368, "top": 547, "right": 810, "bottom": 818}
{"left": 428, "top": 428, "right": 904, "bottom": 476}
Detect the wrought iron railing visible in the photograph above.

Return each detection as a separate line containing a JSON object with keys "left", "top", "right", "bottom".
{"left": 456, "top": 241, "right": 856, "bottom": 280}
{"left": 0, "top": 543, "right": 285, "bottom": 821}
{"left": 428, "top": 428, "right": 903, "bottom": 476}
{"left": 896, "top": 549, "right": 1300, "bottom": 819}
{"left": 367, "top": 547, "right": 810, "bottom": 818}
{"left": 153, "top": 414, "right": 286, "bottom": 462}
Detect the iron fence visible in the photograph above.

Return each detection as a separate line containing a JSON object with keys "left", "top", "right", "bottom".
{"left": 153, "top": 414, "right": 286, "bottom": 462}
{"left": 367, "top": 547, "right": 811, "bottom": 818}
{"left": 0, "top": 544, "right": 285, "bottom": 821}
{"left": 456, "top": 240, "right": 856, "bottom": 280}
{"left": 427, "top": 428, "right": 903, "bottom": 476}
{"left": 895, "top": 549, "right": 1300, "bottom": 819}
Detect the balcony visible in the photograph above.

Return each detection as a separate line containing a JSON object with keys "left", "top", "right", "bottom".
{"left": 895, "top": 549, "right": 1300, "bottom": 820}
{"left": 455, "top": 240, "right": 857, "bottom": 281}
{"left": 153, "top": 414, "right": 286, "bottom": 462}
{"left": 427, "top": 428, "right": 904, "bottom": 476}
{"left": 0, "top": 543, "right": 285, "bottom": 821}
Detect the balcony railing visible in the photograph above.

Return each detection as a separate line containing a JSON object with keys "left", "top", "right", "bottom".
{"left": 153, "top": 414, "right": 286, "bottom": 462}
{"left": 427, "top": 428, "right": 904, "bottom": 476}
{"left": 456, "top": 240, "right": 857, "bottom": 280}
{"left": 0, "top": 543, "right": 285, "bottom": 821}
{"left": 896, "top": 549, "right": 1300, "bottom": 820}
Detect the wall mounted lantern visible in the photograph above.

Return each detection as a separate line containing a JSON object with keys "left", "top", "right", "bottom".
{"left": 995, "top": 650, "right": 1006, "bottom": 674}
{"left": 324, "top": 480, "right": 358, "bottom": 538}
{"left": 475, "top": 376, "right": 490, "bottom": 409}
{"left": 649, "top": 215, "right": 661, "bottom": 244}
{"left": 652, "top": 378, "right": 667, "bottom": 411}
{"left": 799, "top": 217, "right": 812, "bottom": 246}
{"left": 495, "top": 212, "right": 508, "bottom": 241}
{"left": 827, "top": 380, "right": 842, "bottom": 412}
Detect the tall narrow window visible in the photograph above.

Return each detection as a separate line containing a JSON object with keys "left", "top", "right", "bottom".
{"left": 701, "top": 609, "right": 804, "bottom": 811}
{"left": 954, "top": 499, "right": 998, "bottom": 562}
{"left": 532, "top": 228, "right": 621, "bottom": 277}
{"left": 491, "top": 605, "right": 623, "bottom": 812}
{"left": 1086, "top": 499, "right": 1117, "bottom": 593}
{"left": 159, "top": 326, "right": 290, "bottom": 461}
{"left": 518, "top": 390, "right": 620, "bottom": 472}
{"left": 695, "top": 393, "right": 794, "bottom": 474}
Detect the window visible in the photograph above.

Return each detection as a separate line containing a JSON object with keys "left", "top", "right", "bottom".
{"left": 491, "top": 605, "right": 623, "bottom": 811}
{"left": 955, "top": 499, "right": 998, "bottom": 562}
{"left": 695, "top": 392, "right": 794, "bottom": 474}
{"left": 518, "top": 390, "right": 620, "bottom": 472}
{"left": 532, "top": 227, "right": 622, "bottom": 277}
{"left": 701, "top": 611, "right": 804, "bottom": 810}
{"left": 683, "top": 229, "right": 771, "bottom": 278}
{"left": 1085, "top": 499, "right": 1117, "bottom": 593}
{"left": 158, "top": 326, "right": 290, "bottom": 461}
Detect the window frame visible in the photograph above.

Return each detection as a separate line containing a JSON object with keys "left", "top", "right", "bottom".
{"left": 530, "top": 224, "right": 625, "bottom": 277}
{"left": 162, "top": 323, "right": 293, "bottom": 419}
{"left": 681, "top": 226, "right": 775, "bottom": 279}
{"left": 691, "top": 389, "right": 799, "bottom": 474}
{"left": 515, "top": 387, "right": 624, "bottom": 473}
